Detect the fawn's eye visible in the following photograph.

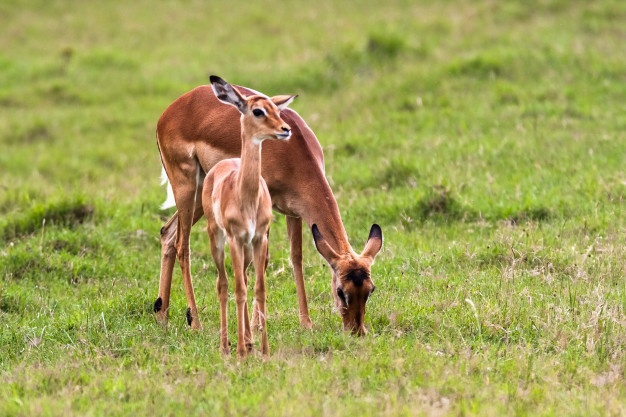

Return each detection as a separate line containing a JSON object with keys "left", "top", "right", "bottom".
{"left": 252, "top": 108, "right": 265, "bottom": 117}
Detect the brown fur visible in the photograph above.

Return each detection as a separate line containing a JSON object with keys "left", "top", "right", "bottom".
{"left": 155, "top": 79, "right": 383, "bottom": 335}
{"left": 201, "top": 76, "right": 293, "bottom": 357}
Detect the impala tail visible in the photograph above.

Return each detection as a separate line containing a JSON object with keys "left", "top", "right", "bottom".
{"left": 160, "top": 165, "right": 176, "bottom": 210}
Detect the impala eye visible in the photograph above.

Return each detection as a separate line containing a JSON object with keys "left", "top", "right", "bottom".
{"left": 252, "top": 108, "right": 265, "bottom": 117}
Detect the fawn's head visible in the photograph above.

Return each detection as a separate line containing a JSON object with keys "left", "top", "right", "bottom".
{"left": 312, "top": 224, "right": 383, "bottom": 336}
{"left": 210, "top": 75, "right": 295, "bottom": 143}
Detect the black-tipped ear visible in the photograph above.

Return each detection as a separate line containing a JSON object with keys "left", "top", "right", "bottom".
{"left": 312, "top": 224, "right": 339, "bottom": 267}
{"left": 368, "top": 224, "right": 382, "bottom": 241}
{"left": 210, "top": 75, "right": 247, "bottom": 113}
{"left": 209, "top": 75, "right": 223, "bottom": 85}
{"left": 312, "top": 224, "right": 322, "bottom": 241}
{"left": 361, "top": 224, "right": 383, "bottom": 263}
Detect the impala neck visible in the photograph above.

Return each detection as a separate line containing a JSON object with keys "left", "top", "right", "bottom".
{"left": 300, "top": 174, "right": 353, "bottom": 255}
{"left": 237, "top": 134, "right": 263, "bottom": 208}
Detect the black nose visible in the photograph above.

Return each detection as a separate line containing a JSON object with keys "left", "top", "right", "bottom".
{"left": 282, "top": 127, "right": 290, "bottom": 133}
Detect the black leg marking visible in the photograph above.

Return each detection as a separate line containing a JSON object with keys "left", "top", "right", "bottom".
{"left": 186, "top": 307, "right": 193, "bottom": 326}
{"left": 154, "top": 297, "right": 163, "bottom": 313}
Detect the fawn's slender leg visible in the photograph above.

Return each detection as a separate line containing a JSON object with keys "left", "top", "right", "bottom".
{"left": 243, "top": 245, "right": 254, "bottom": 352}
{"left": 251, "top": 229, "right": 270, "bottom": 332}
{"left": 209, "top": 225, "right": 229, "bottom": 354}
{"left": 229, "top": 237, "right": 249, "bottom": 358}
{"left": 253, "top": 234, "right": 270, "bottom": 356}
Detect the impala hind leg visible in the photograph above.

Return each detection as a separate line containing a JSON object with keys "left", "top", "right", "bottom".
{"left": 243, "top": 245, "right": 254, "bottom": 352}
{"left": 209, "top": 225, "right": 230, "bottom": 355}
{"left": 155, "top": 212, "right": 177, "bottom": 323}
{"left": 154, "top": 201, "right": 205, "bottom": 326}
{"left": 286, "top": 216, "right": 312, "bottom": 329}
{"left": 251, "top": 229, "right": 269, "bottom": 332}
{"left": 167, "top": 175, "right": 203, "bottom": 329}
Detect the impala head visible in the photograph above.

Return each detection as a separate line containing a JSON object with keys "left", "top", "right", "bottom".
{"left": 210, "top": 75, "right": 296, "bottom": 143}
{"left": 312, "top": 224, "right": 383, "bottom": 336}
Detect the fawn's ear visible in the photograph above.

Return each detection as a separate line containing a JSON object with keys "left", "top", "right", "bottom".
{"left": 271, "top": 94, "right": 297, "bottom": 111}
{"left": 312, "top": 224, "right": 339, "bottom": 269}
{"left": 361, "top": 224, "right": 383, "bottom": 264}
{"left": 210, "top": 75, "right": 247, "bottom": 113}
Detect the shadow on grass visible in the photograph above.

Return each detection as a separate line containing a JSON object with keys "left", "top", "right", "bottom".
{"left": 0, "top": 198, "right": 94, "bottom": 242}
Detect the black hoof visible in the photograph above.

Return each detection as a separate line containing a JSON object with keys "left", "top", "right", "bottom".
{"left": 186, "top": 307, "right": 193, "bottom": 326}
{"left": 153, "top": 297, "right": 163, "bottom": 313}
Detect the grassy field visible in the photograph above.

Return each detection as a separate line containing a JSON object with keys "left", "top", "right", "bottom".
{"left": 1, "top": 0, "right": 625, "bottom": 415}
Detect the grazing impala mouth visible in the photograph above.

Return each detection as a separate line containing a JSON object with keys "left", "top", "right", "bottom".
{"left": 276, "top": 132, "right": 291, "bottom": 140}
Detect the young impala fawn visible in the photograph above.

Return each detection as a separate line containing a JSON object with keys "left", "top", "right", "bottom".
{"left": 202, "top": 76, "right": 295, "bottom": 357}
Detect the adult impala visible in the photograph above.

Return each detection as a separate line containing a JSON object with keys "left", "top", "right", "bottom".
{"left": 153, "top": 78, "right": 383, "bottom": 335}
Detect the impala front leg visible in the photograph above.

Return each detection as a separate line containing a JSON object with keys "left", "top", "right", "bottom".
{"left": 287, "top": 216, "right": 312, "bottom": 329}
{"left": 253, "top": 235, "right": 270, "bottom": 357}
{"left": 230, "top": 238, "right": 249, "bottom": 359}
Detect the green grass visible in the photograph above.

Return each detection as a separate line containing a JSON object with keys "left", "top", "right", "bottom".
{"left": 1, "top": 0, "right": 626, "bottom": 415}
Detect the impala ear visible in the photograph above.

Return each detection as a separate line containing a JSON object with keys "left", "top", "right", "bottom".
{"left": 361, "top": 224, "right": 383, "bottom": 263}
{"left": 271, "top": 94, "right": 297, "bottom": 111}
{"left": 210, "top": 75, "right": 247, "bottom": 113}
{"left": 312, "top": 224, "right": 339, "bottom": 268}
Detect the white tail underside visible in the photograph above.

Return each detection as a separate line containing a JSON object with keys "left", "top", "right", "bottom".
{"left": 160, "top": 165, "right": 176, "bottom": 209}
